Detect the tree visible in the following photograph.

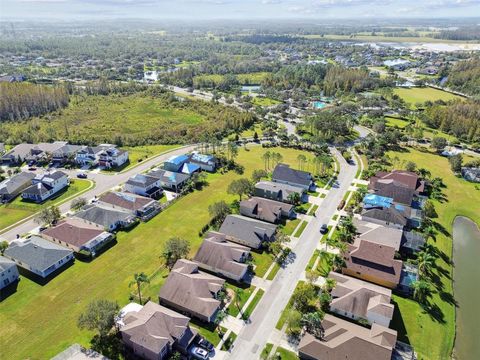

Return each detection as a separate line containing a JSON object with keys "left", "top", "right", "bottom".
{"left": 161, "top": 237, "right": 190, "bottom": 270}
{"left": 405, "top": 161, "right": 417, "bottom": 172}
{"left": 322, "top": 278, "right": 336, "bottom": 292}
{"left": 416, "top": 250, "right": 436, "bottom": 277}
{"left": 262, "top": 151, "right": 271, "bottom": 170}
{"left": 306, "top": 270, "right": 319, "bottom": 284}
{"left": 227, "top": 178, "right": 253, "bottom": 201}
{"left": 227, "top": 141, "right": 239, "bottom": 162}
{"left": 0, "top": 240, "right": 8, "bottom": 255}
{"left": 285, "top": 309, "right": 302, "bottom": 336}
{"left": 251, "top": 169, "right": 268, "bottom": 183}
{"left": 292, "top": 282, "right": 318, "bottom": 313}
{"left": 35, "top": 205, "right": 61, "bottom": 226}
{"left": 253, "top": 131, "right": 259, "bottom": 141}
{"left": 431, "top": 137, "right": 447, "bottom": 151}
{"left": 412, "top": 280, "right": 431, "bottom": 305}
{"left": 287, "top": 192, "right": 301, "bottom": 206}
{"left": 449, "top": 154, "right": 462, "bottom": 173}
{"left": 297, "top": 154, "right": 307, "bottom": 170}
{"left": 70, "top": 197, "right": 87, "bottom": 211}
{"left": 234, "top": 288, "right": 244, "bottom": 314}
{"left": 423, "top": 200, "right": 437, "bottom": 219}
{"left": 301, "top": 311, "right": 325, "bottom": 339}
{"left": 77, "top": 299, "right": 119, "bottom": 337}
{"left": 208, "top": 200, "right": 231, "bottom": 226}
{"left": 129, "top": 272, "right": 150, "bottom": 305}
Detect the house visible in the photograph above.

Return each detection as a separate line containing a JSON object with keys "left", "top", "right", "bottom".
{"left": 272, "top": 163, "right": 314, "bottom": 191}
{"left": 51, "top": 144, "right": 85, "bottom": 165}
{"left": 342, "top": 238, "right": 403, "bottom": 289}
{"left": 159, "top": 259, "right": 225, "bottom": 323}
{"left": 189, "top": 153, "right": 216, "bottom": 172}
{"left": 119, "top": 301, "right": 198, "bottom": 360}
{"left": 24, "top": 142, "right": 68, "bottom": 164}
{"left": 369, "top": 170, "right": 425, "bottom": 196}
{"left": 462, "top": 167, "right": 480, "bottom": 183}
{"left": 124, "top": 174, "right": 163, "bottom": 199}
{"left": 75, "top": 146, "right": 103, "bottom": 167}
{"left": 73, "top": 204, "right": 137, "bottom": 232}
{"left": 0, "top": 142, "right": 68, "bottom": 165}
{"left": 353, "top": 218, "right": 403, "bottom": 251}
{"left": 4, "top": 236, "right": 74, "bottom": 278}
{"left": 328, "top": 272, "right": 394, "bottom": 327}
{"left": 21, "top": 171, "right": 69, "bottom": 203}
{"left": 163, "top": 154, "right": 190, "bottom": 173}
{"left": 98, "top": 191, "right": 161, "bottom": 221}
{"left": 360, "top": 207, "right": 407, "bottom": 229}
{"left": 97, "top": 146, "right": 129, "bottom": 169}
{"left": 367, "top": 179, "right": 415, "bottom": 206}
{"left": 0, "top": 255, "right": 20, "bottom": 290}
{"left": 254, "top": 181, "right": 306, "bottom": 203}
{"left": 0, "top": 172, "right": 35, "bottom": 203}
{"left": 41, "top": 218, "right": 114, "bottom": 256}
{"left": 219, "top": 215, "right": 277, "bottom": 249}
{"left": 148, "top": 169, "right": 190, "bottom": 192}
{"left": 51, "top": 344, "right": 106, "bottom": 360}
{"left": 401, "top": 230, "right": 426, "bottom": 255}
{"left": 180, "top": 162, "right": 200, "bottom": 175}
{"left": 193, "top": 232, "right": 251, "bottom": 281}
{"left": 240, "top": 196, "right": 294, "bottom": 223}
{"left": 298, "top": 314, "right": 397, "bottom": 360}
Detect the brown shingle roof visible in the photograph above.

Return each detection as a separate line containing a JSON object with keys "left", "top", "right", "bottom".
{"left": 99, "top": 191, "right": 155, "bottom": 212}
{"left": 354, "top": 218, "right": 403, "bottom": 251}
{"left": 159, "top": 259, "right": 225, "bottom": 321}
{"left": 370, "top": 170, "right": 424, "bottom": 193}
{"left": 193, "top": 232, "right": 250, "bottom": 280}
{"left": 240, "top": 197, "right": 293, "bottom": 223}
{"left": 298, "top": 314, "right": 397, "bottom": 360}
{"left": 41, "top": 218, "right": 105, "bottom": 248}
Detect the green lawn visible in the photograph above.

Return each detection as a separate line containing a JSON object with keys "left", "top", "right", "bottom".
{"left": 0, "top": 179, "right": 92, "bottom": 232}
{"left": 385, "top": 116, "right": 410, "bottom": 129}
{"left": 306, "top": 250, "right": 321, "bottom": 272}
{"left": 251, "top": 251, "right": 276, "bottom": 278}
{"left": 293, "top": 220, "right": 308, "bottom": 237}
{"left": 316, "top": 252, "right": 333, "bottom": 277}
{"left": 252, "top": 97, "right": 281, "bottom": 107}
{"left": 0, "top": 146, "right": 316, "bottom": 359}
{"left": 276, "top": 282, "right": 304, "bottom": 330}
{"left": 194, "top": 72, "right": 269, "bottom": 87}
{"left": 281, "top": 218, "right": 301, "bottom": 236}
{"left": 243, "top": 289, "right": 265, "bottom": 319}
{"left": 261, "top": 343, "right": 274, "bottom": 359}
{"left": 386, "top": 147, "right": 480, "bottom": 360}
{"left": 239, "top": 123, "right": 263, "bottom": 139}
{"left": 266, "top": 261, "right": 281, "bottom": 281}
{"left": 308, "top": 204, "right": 319, "bottom": 216}
{"left": 112, "top": 144, "right": 181, "bottom": 172}
{"left": 393, "top": 87, "right": 462, "bottom": 106}
{"left": 226, "top": 283, "right": 256, "bottom": 318}
{"left": 275, "top": 347, "right": 299, "bottom": 360}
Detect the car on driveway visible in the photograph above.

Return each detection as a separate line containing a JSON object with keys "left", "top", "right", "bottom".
{"left": 190, "top": 346, "right": 209, "bottom": 360}
{"left": 320, "top": 224, "right": 328, "bottom": 234}
{"left": 77, "top": 173, "right": 88, "bottom": 179}
{"left": 197, "top": 337, "right": 214, "bottom": 352}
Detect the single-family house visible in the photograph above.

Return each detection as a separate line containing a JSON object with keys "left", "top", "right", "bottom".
{"left": 342, "top": 238, "right": 403, "bottom": 289}
{"left": 1, "top": 142, "right": 67, "bottom": 165}
{"left": 159, "top": 259, "right": 225, "bottom": 323}
{"left": 219, "top": 214, "right": 277, "bottom": 249}
{"left": 0, "top": 255, "right": 20, "bottom": 290}
{"left": 193, "top": 232, "right": 251, "bottom": 281}
{"left": 41, "top": 218, "right": 114, "bottom": 256}
{"left": 51, "top": 144, "right": 85, "bottom": 165}
{"left": 98, "top": 191, "right": 161, "bottom": 221}
{"left": 360, "top": 207, "right": 407, "bottom": 229}
{"left": 369, "top": 170, "right": 425, "bottom": 197}
{"left": 298, "top": 314, "right": 397, "bottom": 360}
{"left": 75, "top": 146, "right": 103, "bottom": 167}
{"left": 97, "top": 147, "right": 129, "bottom": 169}
{"left": 119, "top": 301, "right": 198, "bottom": 360}
{"left": 0, "top": 172, "right": 35, "bottom": 203}
{"left": 124, "top": 174, "right": 163, "bottom": 199}
{"left": 4, "top": 236, "right": 74, "bottom": 278}
{"left": 0, "top": 74, "right": 26, "bottom": 83}
{"left": 353, "top": 218, "right": 403, "bottom": 251}
{"left": 272, "top": 163, "right": 314, "bottom": 191}
{"left": 163, "top": 154, "right": 190, "bottom": 173}
{"left": 254, "top": 181, "right": 306, "bottom": 203}
{"left": 240, "top": 196, "right": 294, "bottom": 223}
{"left": 189, "top": 153, "right": 216, "bottom": 172}
{"left": 180, "top": 162, "right": 200, "bottom": 175}
{"left": 148, "top": 169, "right": 190, "bottom": 192}
{"left": 367, "top": 179, "right": 415, "bottom": 206}
{"left": 1, "top": 143, "right": 36, "bottom": 165}
{"left": 328, "top": 272, "right": 394, "bottom": 327}
{"left": 73, "top": 204, "right": 137, "bottom": 232}
{"left": 21, "top": 171, "right": 69, "bottom": 203}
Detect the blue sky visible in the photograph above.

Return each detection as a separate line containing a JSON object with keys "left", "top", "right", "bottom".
{"left": 2, "top": 0, "right": 480, "bottom": 19}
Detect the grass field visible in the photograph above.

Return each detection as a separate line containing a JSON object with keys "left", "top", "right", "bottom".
{"left": 281, "top": 218, "right": 302, "bottom": 236}
{"left": 393, "top": 87, "right": 462, "bottom": 106}
{"left": 293, "top": 220, "right": 308, "bottom": 237}
{"left": 0, "top": 179, "right": 92, "bottom": 232}
{"left": 385, "top": 116, "right": 411, "bottom": 128}
{"left": 0, "top": 146, "right": 316, "bottom": 359}
{"left": 227, "top": 284, "right": 256, "bottom": 317}
{"left": 252, "top": 97, "right": 281, "bottom": 107}
{"left": 386, "top": 147, "right": 480, "bottom": 360}
{"left": 119, "top": 145, "right": 182, "bottom": 172}
{"left": 193, "top": 72, "right": 269, "bottom": 87}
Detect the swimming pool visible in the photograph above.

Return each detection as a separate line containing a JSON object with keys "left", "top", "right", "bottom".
{"left": 313, "top": 101, "right": 326, "bottom": 109}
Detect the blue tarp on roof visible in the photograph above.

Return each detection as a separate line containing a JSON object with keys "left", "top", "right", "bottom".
{"left": 166, "top": 154, "right": 189, "bottom": 165}
{"left": 181, "top": 162, "right": 200, "bottom": 174}
{"left": 363, "top": 194, "right": 394, "bottom": 208}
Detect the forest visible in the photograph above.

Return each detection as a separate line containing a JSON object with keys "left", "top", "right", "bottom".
{"left": 445, "top": 58, "right": 480, "bottom": 97}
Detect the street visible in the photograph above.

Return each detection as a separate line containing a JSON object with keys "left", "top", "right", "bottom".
{"left": 227, "top": 147, "right": 358, "bottom": 360}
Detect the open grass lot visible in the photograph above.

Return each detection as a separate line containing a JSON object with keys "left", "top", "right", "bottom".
{"left": 118, "top": 144, "right": 182, "bottom": 172}
{"left": 239, "top": 123, "right": 263, "bottom": 139}
{"left": 386, "top": 147, "right": 480, "bottom": 360}
{"left": 0, "top": 145, "right": 316, "bottom": 359}
{"left": 193, "top": 72, "right": 269, "bottom": 86}
{"left": 393, "top": 87, "right": 462, "bottom": 106}
{"left": 385, "top": 116, "right": 411, "bottom": 129}
{"left": 252, "top": 97, "right": 281, "bottom": 107}
{"left": 0, "top": 179, "right": 92, "bottom": 232}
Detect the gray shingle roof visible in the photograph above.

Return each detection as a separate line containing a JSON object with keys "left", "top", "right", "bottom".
{"left": 4, "top": 236, "right": 73, "bottom": 272}
{"left": 73, "top": 204, "right": 134, "bottom": 229}
{"left": 0, "top": 255, "right": 17, "bottom": 272}
{"left": 272, "top": 163, "right": 312, "bottom": 187}
{"left": 219, "top": 215, "right": 277, "bottom": 249}
{"left": 125, "top": 174, "right": 159, "bottom": 188}
{"left": 0, "top": 172, "right": 35, "bottom": 196}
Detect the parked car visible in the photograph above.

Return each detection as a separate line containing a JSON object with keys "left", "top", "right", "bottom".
{"left": 320, "top": 224, "right": 328, "bottom": 234}
{"left": 190, "top": 346, "right": 209, "bottom": 360}
{"left": 28, "top": 167, "right": 36, "bottom": 171}
{"left": 197, "top": 338, "right": 214, "bottom": 352}
{"left": 77, "top": 173, "right": 87, "bottom": 179}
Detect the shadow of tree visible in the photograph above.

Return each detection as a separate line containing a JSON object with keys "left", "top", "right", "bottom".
{"left": 90, "top": 333, "right": 123, "bottom": 360}
{"left": 439, "top": 291, "right": 458, "bottom": 307}
{"left": 425, "top": 302, "right": 446, "bottom": 324}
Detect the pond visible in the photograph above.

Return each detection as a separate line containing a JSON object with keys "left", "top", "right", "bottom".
{"left": 453, "top": 216, "right": 480, "bottom": 360}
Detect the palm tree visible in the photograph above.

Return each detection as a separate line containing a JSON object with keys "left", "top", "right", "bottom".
{"left": 416, "top": 250, "right": 436, "bottom": 277}
{"left": 301, "top": 311, "right": 325, "bottom": 339}
{"left": 412, "top": 280, "right": 431, "bottom": 305}
{"left": 332, "top": 254, "right": 345, "bottom": 272}
{"left": 234, "top": 288, "right": 244, "bottom": 314}
{"left": 129, "top": 272, "right": 150, "bottom": 305}
{"left": 422, "top": 226, "right": 436, "bottom": 241}
{"left": 297, "top": 154, "right": 307, "bottom": 170}
{"left": 322, "top": 278, "right": 337, "bottom": 292}
{"left": 262, "top": 151, "right": 271, "bottom": 170}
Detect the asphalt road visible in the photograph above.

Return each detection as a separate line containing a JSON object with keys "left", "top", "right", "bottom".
{"left": 227, "top": 147, "right": 358, "bottom": 360}
{"left": 1, "top": 145, "right": 196, "bottom": 241}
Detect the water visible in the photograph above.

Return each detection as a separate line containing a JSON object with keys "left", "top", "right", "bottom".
{"left": 313, "top": 101, "right": 326, "bottom": 109}
{"left": 383, "top": 58, "right": 410, "bottom": 67}
{"left": 453, "top": 216, "right": 480, "bottom": 360}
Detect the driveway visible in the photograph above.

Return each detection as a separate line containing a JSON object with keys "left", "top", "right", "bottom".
{"left": 0, "top": 145, "right": 196, "bottom": 241}
{"left": 226, "top": 147, "right": 358, "bottom": 360}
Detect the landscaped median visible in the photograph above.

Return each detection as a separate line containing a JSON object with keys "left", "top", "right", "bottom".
{"left": 0, "top": 178, "right": 93, "bottom": 233}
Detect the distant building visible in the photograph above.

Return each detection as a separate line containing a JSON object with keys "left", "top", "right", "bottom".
{"left": 462, "top": 167, "right": 480, "bottom": 183}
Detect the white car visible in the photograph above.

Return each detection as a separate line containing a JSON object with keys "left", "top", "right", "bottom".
{"left": 190, "top": 346, "right": 209, "bottom": 360}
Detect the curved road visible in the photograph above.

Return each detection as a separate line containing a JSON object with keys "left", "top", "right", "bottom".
{"left": 227, "top": 147, "right": 358, "bottom": 360}
{"left": 0, "top": 145, "right": 196, "bottom": 241}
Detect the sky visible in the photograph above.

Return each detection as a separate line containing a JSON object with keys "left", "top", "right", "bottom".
{"left": 1, "top": 0, "right": 480, "bottom": 20}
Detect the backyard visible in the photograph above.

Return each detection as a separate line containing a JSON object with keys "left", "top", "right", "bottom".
{"left": 0, "top": 145, "right": 316, "bottom": 359}
{"left": 387, "top": 147, "right": 480, "bottom": 360}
